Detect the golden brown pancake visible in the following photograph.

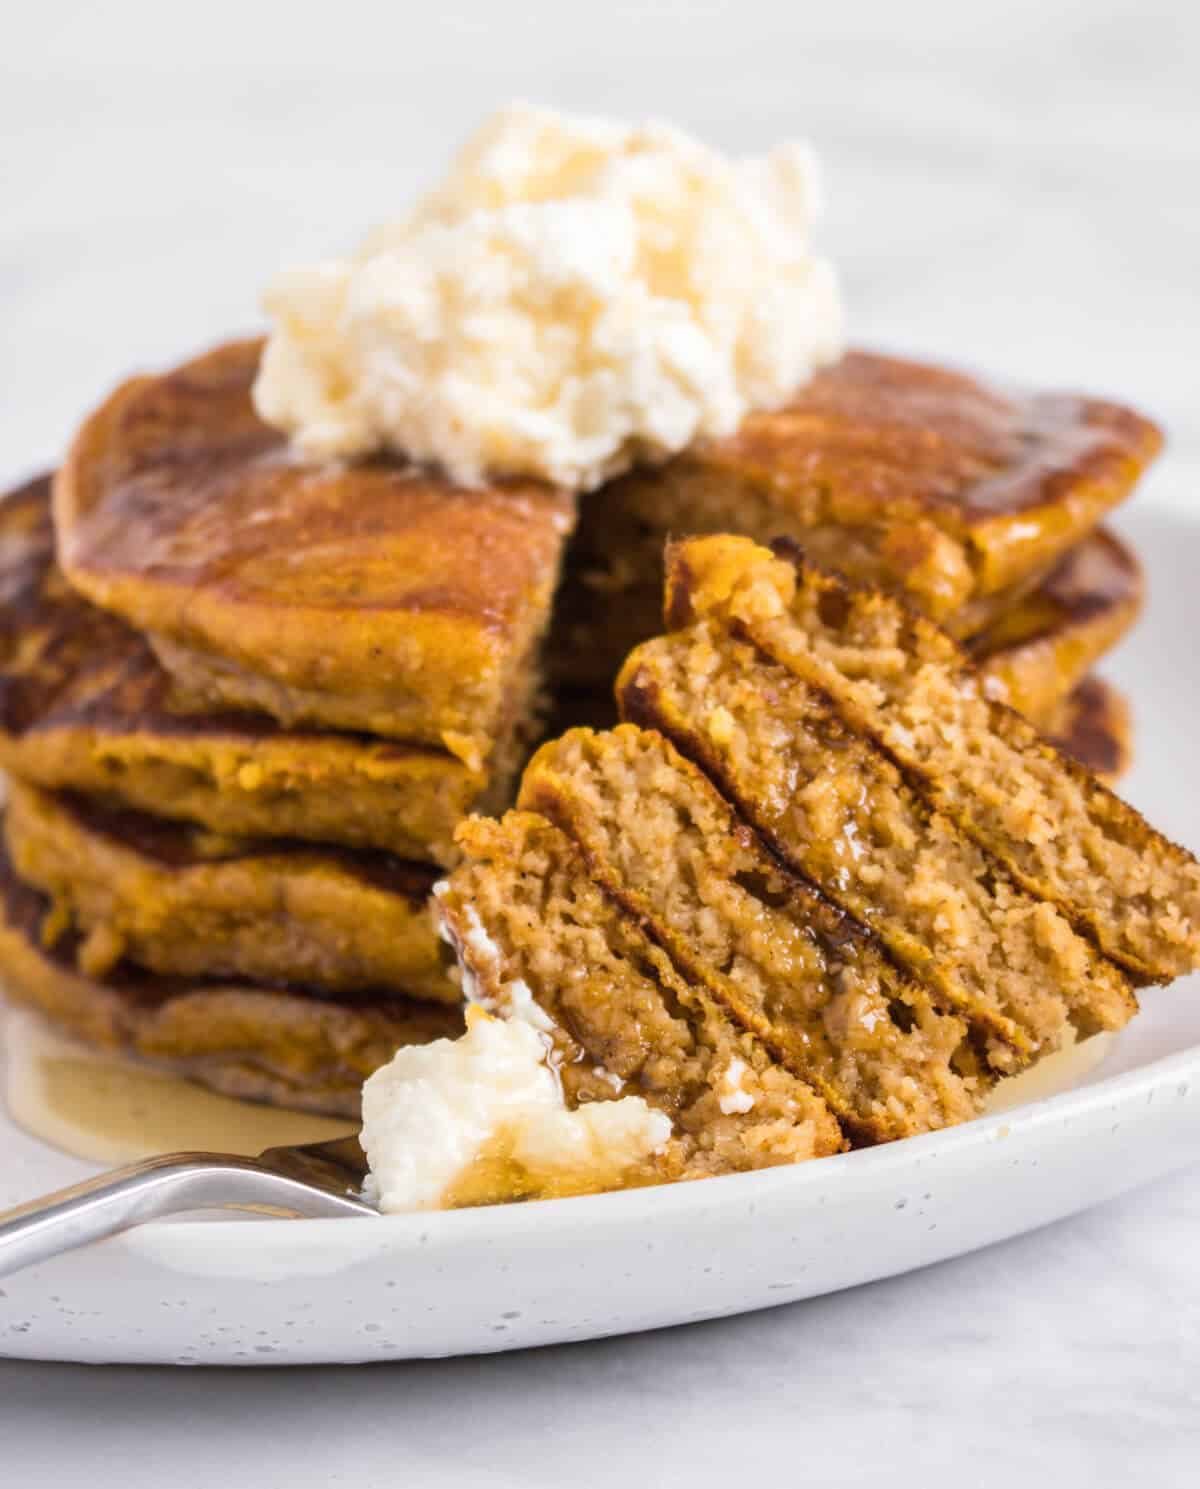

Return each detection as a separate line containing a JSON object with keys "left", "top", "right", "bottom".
{"left": 611, "top": 349, "right": 1161, "bottom": 621}
{"left": 970, "top": 530, "right": 1142, "bottom": 725}
{"left": 439, "top": 810, "right": 845, "bottom": 1179}
{"left": 0, "top": 842, "right": 463, "bottom": 1117}
{"left": 54, "top": 339, "right": 576, "bottom": 761}
{"left": 514, "top": 726, "right": 986, "bottom": 1140}
{"left": 549, "top": 349, "right": 1160, "bottom": 687}
{"left": 0, "top": 475, "right": 515, "bottom": 865}
{"left": 656, "top": 533, "right": 1196, "bottom": 982}
{"left": 4, "top": 779, "right": 455, "bottom": 1002}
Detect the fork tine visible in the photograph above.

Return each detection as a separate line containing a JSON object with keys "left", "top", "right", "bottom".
{"left": 256, "top": 1133, "right": 369, "bottom": 1193}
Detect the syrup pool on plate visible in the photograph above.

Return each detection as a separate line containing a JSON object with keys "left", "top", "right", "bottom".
{"left": 981, "top": 1029, "right": 1113, "bottom": 1114}
{"left": 1, "top": 1005, "right": 1114, "bottom": 1170}
{"left": 1, "top": 1006, "right": 353, "bottom": 1165}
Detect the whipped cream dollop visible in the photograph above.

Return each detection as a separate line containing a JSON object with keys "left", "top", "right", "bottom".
{"left": 360, "top": 1008, "right": 672, "bottom": 1212}
{"left": 254, "top": 102, "right": 843, "bottom": 490}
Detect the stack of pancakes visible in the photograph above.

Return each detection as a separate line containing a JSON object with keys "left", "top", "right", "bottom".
{"left": 550, "top": 350, "right": 1162, "bottom": 781}
{"left": 0, "top": 341, "right": 576, "bottom": 1115}
{"left": 0, "top": 340, "right": 1163, "bottom": 1119}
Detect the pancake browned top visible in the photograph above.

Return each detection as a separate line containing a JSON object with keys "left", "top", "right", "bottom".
{"left": 601, "top": 349, "right": 1161, "bottom": 623}
{"left": 54, "top": 339, "right": 576, "bottom": 755}
{"left": 0, "top": 475, "right": 510, "bottom": 864}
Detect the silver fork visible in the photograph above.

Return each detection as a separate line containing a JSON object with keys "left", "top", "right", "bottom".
{"left": 0, "top": 1135, "right": 376, "bottom": 1278}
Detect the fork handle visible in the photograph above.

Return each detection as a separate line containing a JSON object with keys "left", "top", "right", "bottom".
{"left": 0, "top": 1153, "right": 372, "bottom": 1279}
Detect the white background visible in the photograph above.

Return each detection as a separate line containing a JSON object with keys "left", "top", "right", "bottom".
{"left": 2, "top": 0, "right": 1199, "bottom": 1481}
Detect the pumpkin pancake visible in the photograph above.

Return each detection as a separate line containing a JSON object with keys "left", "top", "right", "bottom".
{"left": 3, "top": 779, "right": 456, "bottom": 1002}
{"left": 515, "top": 726, "right": 986, "bottom": 1140}
{"left": 54, "top": 339, "right": 576, "bottom": 762}
{"left": 0, "top": 841, "right": 462, "bottom": 1117}
{"left": 438, "top": 810, "right": 845, "bottom": 1179}
{"left": 0, "top": 476, "right": 517, "bottom": 865}
{"left": 970, "top": 530, "right": 1142, "bottom": 725}
{"left": 657, "top": 534, "right": 1196, "bottom": 981}
{"left": 527, "top": 716, "right": 1135, "bottom": 1071}
{"left": 549, "top": 349, "right": 1160, "bottom": 687}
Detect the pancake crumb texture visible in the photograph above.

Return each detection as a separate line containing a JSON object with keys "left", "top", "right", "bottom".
{"left": 436, "top": 492, "right": 1186, "bottom": 1192}
{"left": 664, "top": 534, "right": 1200, "bottom": 983}
{"left": 518, "top": 726, "right": 984, "bottom": 1140}
{"left": 618, "top": 629, "right": 1137, "bottom": 1069}
{"left": 441, "top": 811, "right": 845, "bottom": 1180}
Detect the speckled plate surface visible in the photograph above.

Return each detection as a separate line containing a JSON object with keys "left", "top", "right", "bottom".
{"left": 2, "top": 501, "right": 1199, "bottom": 1367}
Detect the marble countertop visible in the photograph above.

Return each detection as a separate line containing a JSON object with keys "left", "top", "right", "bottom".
{"left": 2, "top": 0, "right": 1198, "bottom": 1481}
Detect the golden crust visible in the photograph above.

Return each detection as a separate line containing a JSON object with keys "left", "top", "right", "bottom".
{"left": 971, "top": 530, "right": 1142, "bottom": 724}
{"left": 0, "top": 476, "right": 508, "bottom": 864}
{"left": 54, "top": 340, "right": 575, "bottom": 752}
{"left": 3, "top": 779, "right": 456, "bottom": 1002}
{"left": 549, "top": 349, "right": 1160, "bottom": 701}
{"left": 642, "top": 349, "right": 1161, "bottom": 617}
{"left": 0, "top": 842, "right": 463, "bottom": 1117}
{"left": 548, "top": 351, "right": 1158, "bottom": 693}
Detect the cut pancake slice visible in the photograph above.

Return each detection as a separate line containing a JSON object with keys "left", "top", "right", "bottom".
{"left": 518, "top": 726, "right": 987, "bottom": 1137}
{"left": 1048, "top": 677, "right": 1132, "bottom": 785}
{"left": 4, "top": 780, "right": 456, "bottom": 1002}
{"left": 618, "top": 633, "right": 1136, "bottom": 1070}
{"left": 665, "top": 535, "right": 1200, "bottom": 983}
{"left": 438, "top": 810, "right": 845, "bottom": 1178}
{"left": 0, "top": 475, "right": 512, "bottom": 865}
{"left": 971, "top": 529, "right": 1142, "bottom": 726}
{"left": 0, "top": 842, "right": 462, "bottom": 1117}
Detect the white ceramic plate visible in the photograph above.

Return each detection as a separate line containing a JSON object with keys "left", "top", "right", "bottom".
{"left": 2, "top": 501, "right": 1199, "bottom": 1367}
